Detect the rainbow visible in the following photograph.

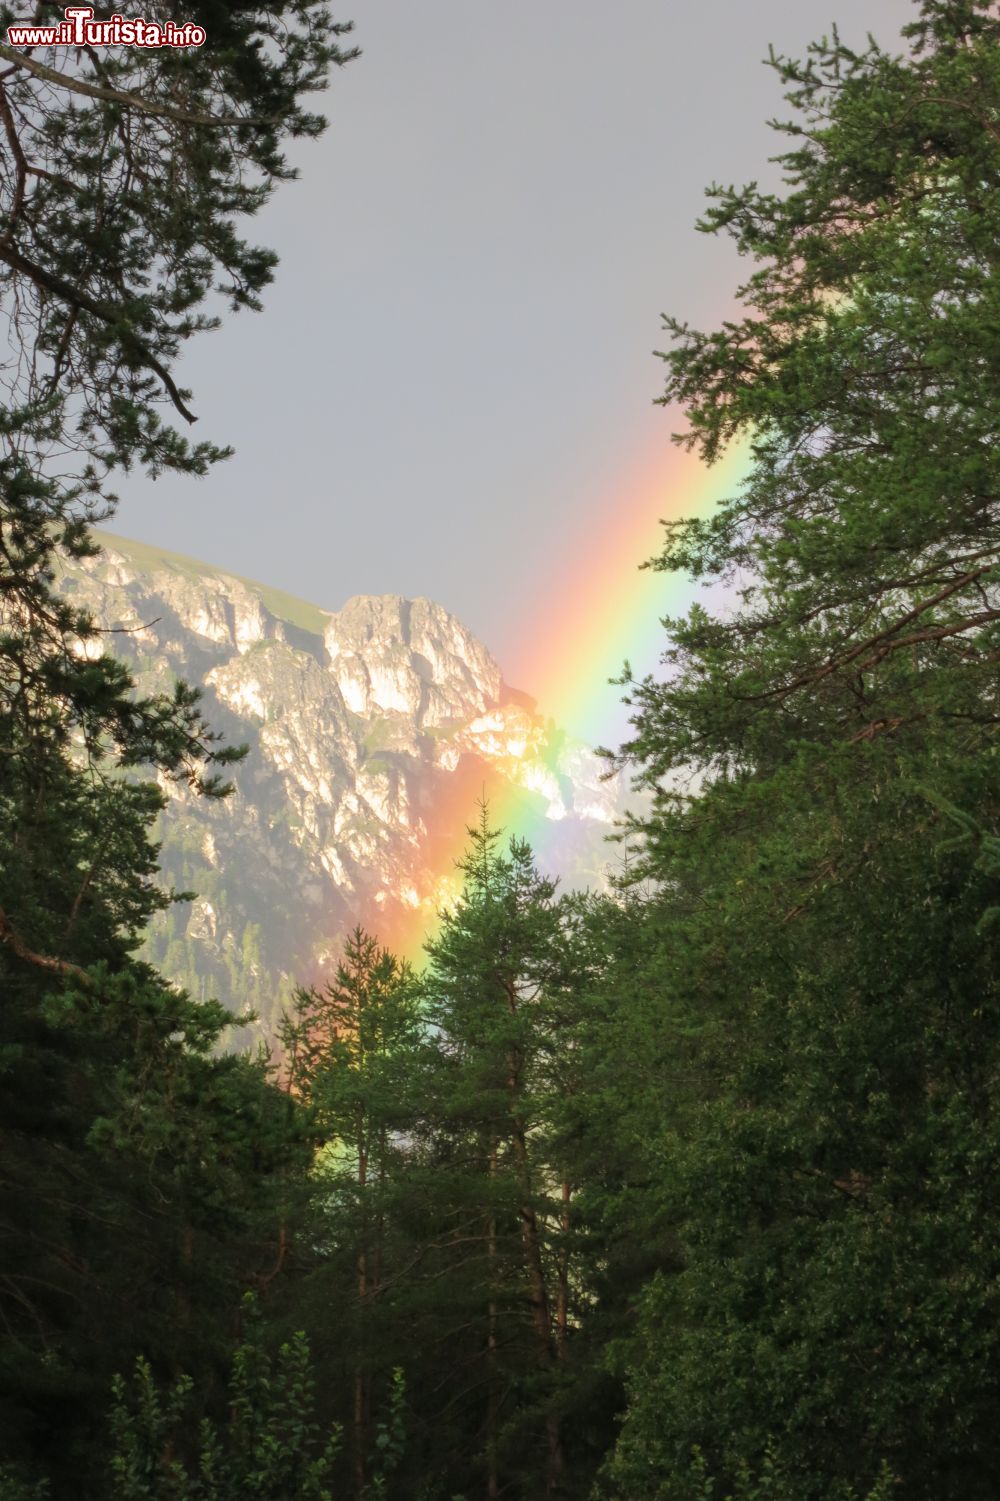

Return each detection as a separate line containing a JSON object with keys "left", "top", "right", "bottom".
{"left": 507, "top": 434, "right": 752, "bottom": 747}
{"left": 389, "top": 433, "right": 751, "bottom": 962}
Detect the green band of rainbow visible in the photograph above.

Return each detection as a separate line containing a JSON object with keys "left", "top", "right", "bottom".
{"left": 387, "top": 433, "right": 751, "bottom": 961}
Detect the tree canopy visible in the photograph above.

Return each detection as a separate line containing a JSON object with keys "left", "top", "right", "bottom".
{"left": 4, "top": 1, "right": 1000, "bottom": 1497}
{"left": 603, "top": 3, "right": 1000, "bottom": 1494}
{"left": 0, "top": 6, "right": 356, "bottom": 1492}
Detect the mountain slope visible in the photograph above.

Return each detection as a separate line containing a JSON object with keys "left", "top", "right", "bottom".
{"left": 56, "top": 534, "right": 626, "bottom": 1033}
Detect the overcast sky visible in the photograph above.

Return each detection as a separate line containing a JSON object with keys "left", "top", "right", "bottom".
{"left": 115, "top": 0, "right": 915, "bottom": 703}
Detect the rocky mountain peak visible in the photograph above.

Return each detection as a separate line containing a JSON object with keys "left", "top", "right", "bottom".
{"left": 56, "top": 533, "right": 626, "bottom": 1036}
{"left": 324, "top": 594, "right": 502, "bottom": 724}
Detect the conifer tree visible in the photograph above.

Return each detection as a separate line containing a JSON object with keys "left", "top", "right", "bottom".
{"left": 0, "top": 4, "right": 355, "bottom": 1486}
{"left": 603, "top": 2, "right": 1000, "bottom": 1496}
{"left": 414, "top": 808, "right": 580, "bottom": 1500}
{"left": 280, "top": 928, "right": 421, "bottom": 1501}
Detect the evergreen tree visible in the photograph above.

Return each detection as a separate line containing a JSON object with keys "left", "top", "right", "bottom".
{"left": 280, "top": 928, "right": 421, "bottom": 1501}
{"left": 412, "top": 808, "right": 581, "bottom": 1500}
{"left": 0, "top": 0, "right": 356, "bottom": 657}
{"left": 0, "top": 4, "right": 355, "bottom": 1486}
{"left": 602, "top": 2, "right": 1000, "bottom": 1496}
{"left": 0, "top": 0, "right": 357, "bottom": 938}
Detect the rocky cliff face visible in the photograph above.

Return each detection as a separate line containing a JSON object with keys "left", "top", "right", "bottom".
{"left": 56, "top": 534, "right": 626, "bottom": 1034}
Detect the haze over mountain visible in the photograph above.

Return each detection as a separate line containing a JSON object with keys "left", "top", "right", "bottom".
{"left": 57, "top": 534, "right": 629, "bottom": 1033}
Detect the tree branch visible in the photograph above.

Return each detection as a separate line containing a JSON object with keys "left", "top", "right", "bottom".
{"left": 0, "top": 903, "right": 93, "bottom": 984}
{"left": 0, "top": 80, "right": 28, "bottom": 245}
{"left": 0, "top": 43, "right": 273, "bottom": 128}
{"left": 0, "top": 240, "right": 196, "bottom": 421}
{"left": 761, "top": 564, "right": 998, "bottom": 701}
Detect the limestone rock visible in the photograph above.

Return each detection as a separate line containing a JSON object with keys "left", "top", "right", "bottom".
{"left": 56, "top": 532, "right": 628, "bottom": 1037}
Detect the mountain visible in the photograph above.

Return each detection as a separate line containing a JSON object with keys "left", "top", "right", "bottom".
{"left": 55, "top": 533, "right": 628, "bottom": 1035}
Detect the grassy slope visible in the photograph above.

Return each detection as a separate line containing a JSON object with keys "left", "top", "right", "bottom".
{"left": 95, "top": 530, "right": 332, "bottom": 639}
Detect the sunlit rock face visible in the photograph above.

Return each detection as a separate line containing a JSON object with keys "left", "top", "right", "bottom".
{"left": 56, "top": 533, "right": 628, "bottom": 1037}
{"left": 324, "top": 596, "right": 502, "bottom": 725}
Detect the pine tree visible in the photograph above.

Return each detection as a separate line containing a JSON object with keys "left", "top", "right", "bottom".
{"left": 280, "top": 928, "right": 421, "bottom": 1501}
{"left": 0, "top": 0, "right": 357, "bottom": 660}
{"left": 0, "top": 0, "right": 357, "bottom": 953}
{"left": 603, "top": 3, "right": 1000, "bottom": 1496}
{"left": 0, "top": 4, "right": 355, "bottom": 1484}
{"left": 413, "top": 808, "right": 581, "bottom": 1500}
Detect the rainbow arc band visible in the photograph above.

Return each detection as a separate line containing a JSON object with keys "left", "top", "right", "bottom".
{"left": 392, "top": 436, "right": 751, "bottom": 962}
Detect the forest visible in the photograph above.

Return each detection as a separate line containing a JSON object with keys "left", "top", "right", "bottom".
{"left": 1, "top": 0, "right": 999, "bottom": 1496}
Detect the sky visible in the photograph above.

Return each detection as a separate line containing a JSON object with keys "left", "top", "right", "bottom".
{"left": 115, "top": 0, "right": 914, "bottom": 744}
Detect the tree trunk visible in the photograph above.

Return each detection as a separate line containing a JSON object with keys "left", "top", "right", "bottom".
{"left": 353, "top": 1106, "right": 368, "bottom": 1501}
{"left": 509, "top": 1115, "right": 563, "bottom": 1495}
{"left": 500, "top": 972, "right": 564, "bottom": 1496}
{"left": 487, "top": 1139, "right": 499, "bottom": 1501}
{"left": 556, "top": 1180, "right": 571, "bottom": 1357}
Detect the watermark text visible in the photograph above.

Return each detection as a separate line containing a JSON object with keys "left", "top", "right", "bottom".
{"left": 6, "top": 6, "right": 206, "bottom": 48}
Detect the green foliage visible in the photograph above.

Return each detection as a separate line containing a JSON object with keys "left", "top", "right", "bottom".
{"left": 365, "top": 1368, "right": 407, "bottom": 1500}
{"left": 0, "top": 0, "right": 356, "bottom": 504}
{"left": 7, "top": 2, "right": 1000, "bottom": 1497}
{"left": 678, "top": 1447, "right": 898, "bottom": 1501}
{"left": 599, "top": 3, "right": 1000, "bottom": 1497}
{"left": 0, "top": 1470, "right": 49, "bottom": 1501}
{"left": 108, "top": 1298, "right": 340, "bottom": 1501}
{"left": 0, "top": 3, "right": 350, "bottom": 1488}
{"left": 277, "top": 930, "right": 424, "bottom": 1499}
{"left": 280, "top": 925, "right": 421, "bottom": 1153}
{"left": 273, "top": 827, "right": 607, "bottom": 1500}
{"left": 0, "top": 941, "right": 310, "bottom": 1489}
{"left": 408, "top": 807, "right": 585, "bottom": 1498}
{"left": 0, "top": 0, "right": 357, "bottom": 991}
{"left": 625, "top": 1, "right": 1000, "bottom": 785}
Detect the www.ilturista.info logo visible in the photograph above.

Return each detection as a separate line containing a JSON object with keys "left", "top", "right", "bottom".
{"left": 6, "top": 5, "right": 205, "bottom": 47}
